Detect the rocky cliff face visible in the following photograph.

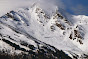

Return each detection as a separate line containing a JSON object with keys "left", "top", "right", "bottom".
{"left": 0, "top": 5, "right": 88, "bottom": 59}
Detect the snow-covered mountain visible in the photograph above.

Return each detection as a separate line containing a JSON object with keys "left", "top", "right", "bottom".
{"left": 0, "top": 4, "right": 88, "bottom": 59}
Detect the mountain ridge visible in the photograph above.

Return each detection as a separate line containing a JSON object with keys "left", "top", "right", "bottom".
{"left": 0, "top": 5, "right": 88, "bottom": 59}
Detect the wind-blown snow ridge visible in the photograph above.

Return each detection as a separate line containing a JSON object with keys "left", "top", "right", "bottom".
{"left": 0, "top": 0, "right": 64, "bottom": 17}
{"left": 0, "top": 4, "right": 88, "bottom": 59}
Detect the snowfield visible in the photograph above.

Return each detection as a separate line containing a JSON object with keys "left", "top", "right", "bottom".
{"left": 0, "top": 0, "right": 88, "bottom": 59}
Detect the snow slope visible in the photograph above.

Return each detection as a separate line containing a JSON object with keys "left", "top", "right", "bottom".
{"left": 0, "top": 0, "right": 64, "bottom": 17}
{"left": 0, "top": 1, "right": 88, "bottom": 59}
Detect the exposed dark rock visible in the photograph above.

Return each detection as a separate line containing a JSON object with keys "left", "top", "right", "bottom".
{"left": 56, "top": 23, "right": 65, "bottom": 30}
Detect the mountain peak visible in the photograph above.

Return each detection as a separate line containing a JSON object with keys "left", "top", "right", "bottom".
{"left": 0, "top": 4, "right": 88, "bottom": 59}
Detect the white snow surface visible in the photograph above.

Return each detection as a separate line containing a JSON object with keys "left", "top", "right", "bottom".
{"left": 0, "top": 0, "right": 88, "bottom": 58}
{"left": 0, "top": 0, "right": 64, "bottom": 17}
